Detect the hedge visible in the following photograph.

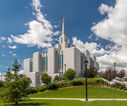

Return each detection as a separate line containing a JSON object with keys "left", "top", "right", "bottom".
{"left": 27, "top": 78, "right": 109, "bottom": 95}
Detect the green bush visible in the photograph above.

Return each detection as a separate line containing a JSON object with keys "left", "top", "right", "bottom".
{"left": 48, "top": 83, "right": 58, "bottom": 90}
{"left": 41, "top": 73, "right": 51, "bottom": 86}
{"left": 111, "top": 83, "right": 126, "bottom": 90}
{"left": 71, "top": 79, "right": 84, "bottom": 86}
{"left": 26, "top": 78, "right": 109, "bottom": 95}
{"left": 0, "top": 81, "right": 4, "bottom": 87}
{"left": 26, "top": 88, "right": 38, "bottom": 94}
{"left": 64, "top": 69, "right": 76, "bottom": 81}
{"left": 57, "top": 82, "right": 71, "bottom": 88}
{"left": 37, "top": 86, "right": 47, "bottom": 92}
{"left": 54, "top": 75, "right": 62, "bottom": 82}
{"left": 87, "top": 78, "right": 107, "bottom": 86}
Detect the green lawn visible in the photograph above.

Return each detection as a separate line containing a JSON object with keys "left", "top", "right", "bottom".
{"left": 29, "top": 86, "right": 127, "bottom": 98}
{"left": 1, "top": 99, "right": 127, "bottom": 106}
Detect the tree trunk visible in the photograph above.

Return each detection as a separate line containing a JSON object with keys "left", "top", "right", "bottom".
{"left": 15, "top": 101, "right": 18, "bottom": 105}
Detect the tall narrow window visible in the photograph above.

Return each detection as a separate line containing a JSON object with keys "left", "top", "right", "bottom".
{"left": 59, "top": 55, "right": 63, "bottom": 70}
{"left": 30, "top": 61, "right": 33, "bottom": 72}
{"left": 81, "top": 56, "right": 83, "bottom": 70}
{"left": 42, "top": 57, "right": 48, "bottom": 72}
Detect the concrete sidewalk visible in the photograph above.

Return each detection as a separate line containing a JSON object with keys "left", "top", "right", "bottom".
{"left": 30, "top": 98, "right": 127, "bottom": 101}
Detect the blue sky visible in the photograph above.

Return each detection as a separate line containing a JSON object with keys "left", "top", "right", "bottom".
{"left": 0, "top": 0, "right": 127, "bottom": 73}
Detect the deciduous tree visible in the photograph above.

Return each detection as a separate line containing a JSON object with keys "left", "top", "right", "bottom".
{"left": 41, "top": 73, "right": 51, "bottom": 86}
{"left": 64, "top": 69, "right": 76, "bottom": 81}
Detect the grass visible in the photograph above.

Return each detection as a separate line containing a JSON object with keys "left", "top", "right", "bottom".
{"left": 29, "top": 86, "right": 127, "bottom": 98}
{"left": 1, "top": 86, "right": 127, "bottom": 105}
{"left": 1, "top": 99, "right": 127, "bottom": 106}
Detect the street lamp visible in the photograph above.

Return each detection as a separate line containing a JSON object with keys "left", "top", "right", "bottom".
{"left": 114, "top": 62, "right": 116, "bottom": 70}
{"left": 84, "top": 60, "right": 88, "bottom": 101}
{"left": 1, "top": 74, "right": 2, "bottom": 81}
{"left": 64, "top": 64, "right": 66, "bottom": 72}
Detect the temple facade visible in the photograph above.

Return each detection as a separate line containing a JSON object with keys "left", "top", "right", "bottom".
{"left": 23, "top": 18, "right": 99, "bottom": 87}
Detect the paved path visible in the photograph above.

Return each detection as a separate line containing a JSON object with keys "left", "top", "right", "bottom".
{"left": 30, "top": 98, "right": 127, "bottom": 102}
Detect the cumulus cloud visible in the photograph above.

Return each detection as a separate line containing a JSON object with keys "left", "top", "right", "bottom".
{"left": 72, "top": 0, "right": 127, "bottom": 71}
{"left": 9, "top": 51, "right": 12, "bottom": 54}
{"left": 11, "top": 0, "right": 59, "bottom": 48}
{"left": 8, "top": 45, "right": 17, "bottom": 49}
{"left": 2, "top": 54, "right": 5, "bottom": 57}
{"left": 7, "top": 37, "right": 13, "bottom": 43}
{"left": 12, "top": 53, "right": 16, "bottom": 56}
{"left": 2, "top": 45, "right": 6, "bottom": 48}
{"left": 72, "top": 37, "right": 127, "bottom": 71}
{"left": 91, "top": 0, "right": 127, "bottom": 45}
{"left": 0, "top": 37, "right": 6, "bottom": 42}
{"left": 72, "top": 37, "right": 108, "bottom": 56}
{"left": 90, "top": 0, "right": 127, "bottom": 71}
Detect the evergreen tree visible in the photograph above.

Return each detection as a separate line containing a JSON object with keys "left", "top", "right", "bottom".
{"left": 4, "top": 68, "right": 13, "bottom": 82}
{"left": 12, "top": 59, "right": 21, "bottom": 81}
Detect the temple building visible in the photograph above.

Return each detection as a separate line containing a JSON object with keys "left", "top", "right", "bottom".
{"left": 23, "top": 18, "right": 99, "bottom": 87}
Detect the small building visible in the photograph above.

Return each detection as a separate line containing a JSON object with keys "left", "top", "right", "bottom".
{"left": 23, "top": 18, "right": 99, "bottom": 87}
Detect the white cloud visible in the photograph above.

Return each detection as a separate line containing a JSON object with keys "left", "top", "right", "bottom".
{"left": 0, "top": 37, "right": 6, "bottom": 41}
{"left": 91, "top": 0, "right": 127, "bottom": 45}
{"left": 2, "top": 45, "right": 6, "bottom": 48}
{"left": 8, "top": 45, "right": 17, "bottom": 49}
{"left": 72, "top": 37, "right": 127, "bottom": 71}
{"left": 72, "top": 37, "right": 107, "bottom": 56}
{"left": 12, "top": 53, "right": 16, "bottom": 56}
{"left": 0, "top": 37, "right": 6, "bottom": 42}
{"left": 11, "top": 0, "right": 59, "bottom": 48}
{"left": 9, "top": 51, "right": 12, "bottom": 54}
{"left": 7, "top": 37, "right": 13, "bottom": 43}
{"left": 89, "top": 0, "right": 127, "bottom": 71}
{"left": 2, "top": 54, "right": 5, "bottom": 57}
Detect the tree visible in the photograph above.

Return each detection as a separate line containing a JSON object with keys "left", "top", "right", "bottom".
{"left": 117, "top": 70, "right": 125, "bottom": 78}
{"left": 4, "top": 68, "right": 13, "bottom": 82}
{"left": 86, "top": 67, "right": 97, "bottom": 78}
{"left": 64, "top": 68, "right": 76, "bottom": 81}
{"left": 19, "top": 77, "right": 31, "bottom": 89}
{"left": 41, "top": 73, "right": 51, "bottom": 86}
{"left": 12, "top": 59, "right": 21, "bottom": 81}
{"left": 0, "top": 81, "right": 4, "bottom": 87}
{"left": 0, "top": 77, "right": 31, "bottom": 105}
{"left": 101, "top": 69, "right": 117, "bottom": 82}
{"left": 54, "top": 75, "right": 61, "bottom": 82}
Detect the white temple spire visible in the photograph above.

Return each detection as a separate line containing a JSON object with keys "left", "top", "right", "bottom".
{"left": 62, "top": 17, "right": 65, "bottom": 35}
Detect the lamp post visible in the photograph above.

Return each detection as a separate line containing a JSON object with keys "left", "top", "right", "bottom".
{"left": 114, "top": 62, "right": 116, "bottom": 70}
{"left": 1, "top": 74, "right": 2, "bottom": 81}
{"left": 84, "top": 60, "right": 88, "bottom": 101}
{"left": 64, "top": 64, "right": 66, "bottom": 72}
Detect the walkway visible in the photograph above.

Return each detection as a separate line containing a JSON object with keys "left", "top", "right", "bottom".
{"left": 30, "top": 98, "right": 127, "bottom": 101}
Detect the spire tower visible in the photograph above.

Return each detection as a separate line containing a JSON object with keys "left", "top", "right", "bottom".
{"left": 59, "top": 17, "right": 69, "bottom": 49}
{"left": 62, "top": 17, "right": 65, "bottom": 35}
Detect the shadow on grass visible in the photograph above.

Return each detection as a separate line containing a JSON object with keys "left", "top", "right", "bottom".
{"left": 4, "top": 102, "right": 49, "bottom": 106}
{"left": 3, "top": 100, "right": 50, "bottom": 106}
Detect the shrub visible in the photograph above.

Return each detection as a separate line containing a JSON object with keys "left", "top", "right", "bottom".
{"left": 101, "top": 69, "right": 117, "bottom": 82}
{"left": 41, "top": 73, "right": 51, "bottom": 86}
{"left": 64, "top": 69, "right": 76, "bottom": 81}
{"left": 37, "top": 86, "right": 47, "bottom": 92}
{"left": 48, "top": 83, "right": 58, "bottom": 90}
{"left": 57, "top": 82, "right": 71, "bottom": 88}
{"left": 0, "top": 79, "right": 31, "bottom": 105}
{"left": 117, "top": 70, "right": 125, "bottom": 79}
{"left": 86, "top": 67, "right": 97, "bottom": 78}
{"left": 71, "top": 79, "right": 84, "bottom": 86}
{"left": 0, "top": 81, "right": 4, "bottom": 87}
{"left": 26, "top": 88, "right": 38, "bottom": 94}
